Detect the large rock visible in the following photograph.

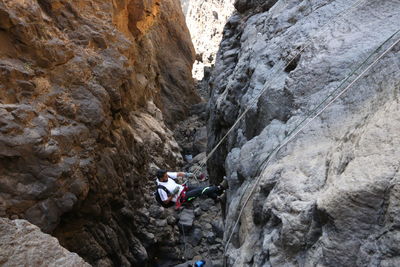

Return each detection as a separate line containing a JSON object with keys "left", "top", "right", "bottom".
{"left": 193, "top": 126, "right": 208, "bottom": 154}
{"left": 0, "top": 0, "right": 199, "bottom": 265}
{"left": 179, "top": 208, "right": 195, "bottom": 232}
{"left": 208, "top": 0, "right": 400, "bottom": 266}
{"left": 0, "top": 218, "right": 89, "bottom": 266}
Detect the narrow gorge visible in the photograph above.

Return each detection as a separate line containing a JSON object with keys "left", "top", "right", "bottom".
{"left": 1, "top": 0, "right": 400, "bottom": 267}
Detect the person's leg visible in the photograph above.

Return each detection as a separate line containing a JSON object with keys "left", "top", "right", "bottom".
{"left": 186, "top": 184, "right": 198, "bottom": 191}
{"left": 186, "top": 185, "right": 223, "bottom": 200}
{"left": 185, "top": 186, "right": 204, "bottom": 198}
{"left": 202, "top": 186, "right": 222, "bottom": 199}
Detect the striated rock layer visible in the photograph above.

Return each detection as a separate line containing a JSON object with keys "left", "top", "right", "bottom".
{"left": 0, "top": 218, "right": 90, "bottom": 266}
{"left": 208, "top": 0, "right": 400, "bottom": 266}
{"left": 0, "top": 0, "right": 199, "bottom": 265}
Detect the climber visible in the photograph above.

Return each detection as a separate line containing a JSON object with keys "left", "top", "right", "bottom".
{"left": 154, "top": 169, "right": 228, "bottom": 208}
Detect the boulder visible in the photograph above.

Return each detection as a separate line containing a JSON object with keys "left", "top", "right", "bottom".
{"left": 199, "top": 198, "right": 215, "bottom": 212}
{"left": 0, "top": 218, "right": 89, "bottom": 266}
{"left": 188, "top": 227, "right": 203, "bottom": 246}
{"left": 178, "top": 209, "right": 195, "bottom": 232}
{"left": 193, "top": 126, "right": 207, "bottom": 154}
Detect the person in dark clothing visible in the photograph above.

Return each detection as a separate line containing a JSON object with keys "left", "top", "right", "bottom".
{"left": 155, "top": 169, "right": 228, "bottom": 207}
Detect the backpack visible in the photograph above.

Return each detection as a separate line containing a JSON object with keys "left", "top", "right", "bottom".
{"left": 154, "top": 184, "right": 175, "bottom": 208}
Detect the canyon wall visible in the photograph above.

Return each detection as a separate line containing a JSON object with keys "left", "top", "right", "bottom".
{"left": 180, "top": 0, "right": 235, "bottom": 81}
{"left": 0, "top": 0, "right": 199, "bottom": 265}
{"left": 208, "top": 0, "right": 400, "bottom": 266}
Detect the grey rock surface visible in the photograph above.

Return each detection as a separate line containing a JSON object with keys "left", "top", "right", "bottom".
{"left": 188, "top": 227, "right": 203, "bottom": 246}
{"left": 179, "top": 208, "right": 195, "bottom": 231}
{"left": 200, "top": 198, "right": 215, "bottom": 211}
{"left": 193, "top": 126, "right": 208, "bottom": 154}
{"left": 207, "top": 0, "right": 400, "bottom": 266}
{"left": 0, "top": 218, "right": 90, "bottom": 267}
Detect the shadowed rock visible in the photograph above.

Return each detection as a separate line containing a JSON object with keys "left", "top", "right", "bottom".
{"left": 0, "top": 0, "right": 199, "bottom": 265}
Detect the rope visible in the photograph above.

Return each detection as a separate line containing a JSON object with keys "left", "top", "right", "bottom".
{"left": 223, "top": 30, "right": 400, "bottom": 254}
{"left": 238, "top": 27, "right": 400, "bottom": 169}
{"left": 192, "top": 0, "right": 368, "bottom": 178}
{"left": 181, "top": 223, "right": 187, "bottom": 260}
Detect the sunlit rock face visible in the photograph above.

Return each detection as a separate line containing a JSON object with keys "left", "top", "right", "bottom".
{"left": 207, "top": 0, "right": 400, "bottom": 266}
{"left": 0, "top": 0, "right": 199, "bottom": 265}
{"left": 180, "top": 0, "right": 235, "bottom": 80}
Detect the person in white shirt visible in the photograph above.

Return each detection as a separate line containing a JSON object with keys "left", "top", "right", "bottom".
{"left": 156, "top": 169, "right": 228, "bottom": 207}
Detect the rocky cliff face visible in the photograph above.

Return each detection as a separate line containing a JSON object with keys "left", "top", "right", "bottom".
{"left": 0, "top": 218, "right": 90, "bottom": 266}
{"left": 180, "top": 0, "right": 235, "bottom": 81}
{"left": 0, "top": 0, "right": 198, "bottom": 265}
{"left": 208, "top": 0, "right": 400, "bottom": 266}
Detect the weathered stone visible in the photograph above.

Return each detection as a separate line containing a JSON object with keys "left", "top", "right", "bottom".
{"left": 193, "top": 126, "right": 208, "bottom": 154}
{"left": 204, "top": 231, "right": 217, "bottom": 244}
{"left": 0, "top": 218, "right": 89, "bottom": 266}
{"left": 167, "top": 215, "right": 177, "bottom": 225}
{"left": 200, "top": 198, "right": 215, "bottom": 211}
{"left": 211, "top": 220, "right": 224, "bottom": 239}
{"left": 0, "top": 0, "right": 199, "bottom": 265}
{"left": 204, "top": 223, "right": 212, "bottom": 231}
{"left": 194, "top": 207, "right": 203, "bottom": 217}
{"left": 190, "top": 102, "right": 207, "bottom": 116}
{"left": 207, "top": 0, "right": 400, "bottom": 266}
{"left": 178, "top": 209, "right": 195, "bottom": 232}
{"left": 155, "top": 219, "right": 168, "bottom": 227}
{"left": 180, "top": 0, "right": 235, "bottom": 80}
{"left": 209, "top": 244, "right": 221, "bottom": 255}
{"left": 188, "top": 227, "right": 203, "bottom": 246}
{"left": 211, "top": 259, "right": 223, "bottom": 267}
{"left": 149, "top": 205, "right": 166, "bottom": 219}
{"left": 175, "top": 260, "right": 195, "bottom": 267}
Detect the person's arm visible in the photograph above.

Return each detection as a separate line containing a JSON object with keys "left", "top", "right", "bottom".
{"left": 162, "top": 187, "right": 179, "bottom": 204}
{"left": 163, "top": 194, "right": 175, "bottom": 205}
{"left": 168, "top": 172, "right": 194, "bottom": 178}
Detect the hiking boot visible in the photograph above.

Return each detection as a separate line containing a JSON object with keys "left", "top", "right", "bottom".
{"left": 219, "top": 176, "right": 229, "bottom": 190}
{"left": 216, "top": 191, "right": 226, "bottom": 204}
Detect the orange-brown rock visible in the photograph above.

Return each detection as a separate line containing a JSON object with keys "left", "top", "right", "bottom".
{"left": 0, "top": 0, "right": 199, "bottom": 265}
